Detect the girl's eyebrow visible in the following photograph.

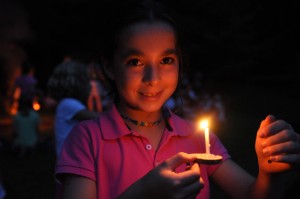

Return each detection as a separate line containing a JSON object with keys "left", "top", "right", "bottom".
{"left": 120, "top": 48, "right": 178, "bottom": 59}
{"left": 120, "top": 49, "right": 143, "bottom": 59}
{"left": 162, "top": 48, "right": 178, "bottom": 56}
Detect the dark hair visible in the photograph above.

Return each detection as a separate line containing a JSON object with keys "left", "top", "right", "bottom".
{"left": 101, "top": 0, "right": 186, "bottom": 101}
{"left": 47, "top": 60, "right": 91, "bottom": 104}
{"left": 21, "top": 61, "right": 35, "bottom": 75}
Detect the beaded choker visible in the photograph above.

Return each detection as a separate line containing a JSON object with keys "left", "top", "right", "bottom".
{"left": 119, "top": 113, "right": 163, "bottom": 127}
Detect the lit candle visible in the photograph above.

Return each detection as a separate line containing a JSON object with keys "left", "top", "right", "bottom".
{"left": 195, "top": 119, "right": 222, "bottom": 164}
{"left": 199, "top": 120, "right": 210, "bottom": 154}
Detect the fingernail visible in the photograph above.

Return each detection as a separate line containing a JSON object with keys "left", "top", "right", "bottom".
{"left": 269, "top": 156, "right": 276, "bottom": 162}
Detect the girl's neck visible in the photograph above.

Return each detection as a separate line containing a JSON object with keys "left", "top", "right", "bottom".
{"left": 119, "top": 112, "right": 163, "bottom": 127}
{"left": 117, "top": 105, "right": 163, "bottom": 123}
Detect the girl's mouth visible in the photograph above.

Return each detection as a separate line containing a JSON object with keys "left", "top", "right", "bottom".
{"left": 142, "top": 93, "right": 158, "bottom": 97}
{"left": 138, "top": 91, "right": 162, "bottom": 99}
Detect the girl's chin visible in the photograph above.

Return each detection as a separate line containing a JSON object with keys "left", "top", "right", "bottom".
{"left": 134, "top": 102, "right": 164, "bottom": 112}
{"left": 121, "top": 99, "right": 166, "bottom": 112}
{"left": 139, "top": 104, "right": 162, "bottom": 112}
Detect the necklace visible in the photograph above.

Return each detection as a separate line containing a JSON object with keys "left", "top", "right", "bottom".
{"left": 119, "top": 112, "right": 163, "bottom": 127}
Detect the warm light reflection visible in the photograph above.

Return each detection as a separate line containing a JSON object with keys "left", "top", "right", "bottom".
{"left": 10, "top": 104, "right": 18, "bottom": 115}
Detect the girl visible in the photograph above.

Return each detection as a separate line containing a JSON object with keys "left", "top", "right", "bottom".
{"left": 55, "top": 0, "right": 300, "bottom": 198}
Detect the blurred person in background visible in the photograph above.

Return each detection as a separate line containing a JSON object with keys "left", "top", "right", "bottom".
{"left": 48, "top": 59, "right": 100, "bottom": 198}
{"left": 10, "top": 61, "right": 43, "bottom": 115}
{"left": 47, "top": 60, "right": 99, "bottom": 158}
{"left": 12, "top": 94, "right": 41, "bottom": 157}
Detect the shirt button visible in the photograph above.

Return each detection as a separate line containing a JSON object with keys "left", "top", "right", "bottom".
{"left": 146, "top": 144, "right": 152, "bottom": 150}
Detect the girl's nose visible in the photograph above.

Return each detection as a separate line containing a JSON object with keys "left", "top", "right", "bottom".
{"left": 143, "top": 65, "right": 160, "bottom": 85}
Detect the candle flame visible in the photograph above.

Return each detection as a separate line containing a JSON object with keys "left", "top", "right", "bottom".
{"left": 199, "top": 119, "right": 209, "bottom": 130}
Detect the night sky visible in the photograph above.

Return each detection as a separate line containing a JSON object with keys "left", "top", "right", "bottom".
{"left": 1, "top": 0, "right": 300, "bottom": 91}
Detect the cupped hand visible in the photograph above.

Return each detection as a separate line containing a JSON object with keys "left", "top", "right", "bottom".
{"left": 255, "top": 115, "right": 300, "bottom": 173}
{"left": 140, "top": 152, "right": 204, "bottom": 199}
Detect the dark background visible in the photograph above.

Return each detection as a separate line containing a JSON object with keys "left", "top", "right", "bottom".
{"left": 0, "top": 0, "right": 300, "bottom": 198}
{"left": 1, "top": 0, "right": 299, "bottom": 90}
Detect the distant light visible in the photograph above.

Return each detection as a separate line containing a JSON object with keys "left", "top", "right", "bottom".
{"left": 33, "top": 100, "right": 41, "bottom": 111}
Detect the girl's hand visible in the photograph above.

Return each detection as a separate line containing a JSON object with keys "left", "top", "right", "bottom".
{"left": 255, "top": 115, "right": 300, "bottom": 174}
{"left": 118, "top": 152, "right": 204, "bottom": 199}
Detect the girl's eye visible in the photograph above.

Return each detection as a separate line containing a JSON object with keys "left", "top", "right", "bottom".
{"left": 126, "top": 59, "right": 143, "bottom": 67}
{"left": 161, "top": 57, "right": 174, "bottom": 64}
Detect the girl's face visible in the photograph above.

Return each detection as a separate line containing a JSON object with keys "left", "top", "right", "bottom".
{"left": 110, "top": 21, "right": 179, "bottom": 114}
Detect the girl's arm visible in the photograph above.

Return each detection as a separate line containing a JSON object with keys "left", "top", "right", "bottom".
{"left": 62, "top": 174, "right": 96, "bottom": 199}
{"left": 211, "top": 159, "right": 286, "bottom": 199}
{"left": 212, "top": 115, "right": 300, "bottom": 199}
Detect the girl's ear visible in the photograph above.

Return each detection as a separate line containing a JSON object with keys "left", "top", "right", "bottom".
{"left": 101, "top": 57, "right": 115, "bottom": 80}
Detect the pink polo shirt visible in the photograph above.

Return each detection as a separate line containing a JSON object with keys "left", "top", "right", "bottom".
{"left": 56, "top": 105, "right": 230, "bottom": 199}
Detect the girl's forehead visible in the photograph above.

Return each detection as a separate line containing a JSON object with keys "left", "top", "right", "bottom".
{"left": 119, "top": 21, "right": 176, "bottom": 40}
{"left": 117, "top": 22, "right": 176, "bottom": 50}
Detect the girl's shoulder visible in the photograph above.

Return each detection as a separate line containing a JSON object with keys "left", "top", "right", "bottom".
{"left": 165, "top": 109, "right": 197, "bottom": 135}
{"left": 76, "top": 108, "right": 117, "bottom": 131}
{"left": 75, "top": 106, "right": 131, "bottom": 140}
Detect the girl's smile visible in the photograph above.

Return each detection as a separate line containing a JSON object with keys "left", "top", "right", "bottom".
{"left": 138, "top": 90, "right": 163, "bottom": 100}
